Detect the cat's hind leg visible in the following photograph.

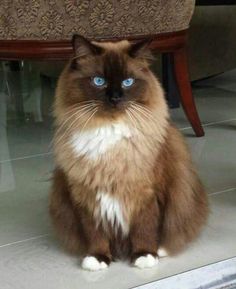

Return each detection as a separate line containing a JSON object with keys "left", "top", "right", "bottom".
{"left": 159, "top": 175, "right": 208, "bottom": 256}
{"left": 49, "top": 168, "right": 85, "bottom": 254}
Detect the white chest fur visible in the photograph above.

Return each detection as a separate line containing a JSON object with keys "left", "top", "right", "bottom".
{"left": 95, "top": 191, "right": 129, "bottom": 235}
{"left": 71, "top": 123, "right": 132, "bottom": 160}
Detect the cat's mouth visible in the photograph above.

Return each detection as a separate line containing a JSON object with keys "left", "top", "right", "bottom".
{"left": 104, "top": 100, "right": 127, "bottom": 111}
{"left": 95, "top": 105, "right": 127, "bottom": 121}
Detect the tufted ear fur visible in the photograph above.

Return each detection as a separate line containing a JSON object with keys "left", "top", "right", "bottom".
{"left": 72, "top": 34, "right": 103, "bottom": 59}
{"left": 128, "top": 39, "right": 154, "bottom": 61}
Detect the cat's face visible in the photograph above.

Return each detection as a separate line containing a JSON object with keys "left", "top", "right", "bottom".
{"left": 65, "top": 35, "right": 154, "bottom": 117}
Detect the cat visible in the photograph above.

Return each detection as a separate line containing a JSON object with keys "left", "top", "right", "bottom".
{"left": 50, "top": 34, "right": 208, "bottom": 271}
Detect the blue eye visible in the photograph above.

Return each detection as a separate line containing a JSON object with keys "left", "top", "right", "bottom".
{"left": 122, "top": 78, "right": 135, "bottom": 88}
{"left": 92, "top": 76, "right": 105, "bottom": 87}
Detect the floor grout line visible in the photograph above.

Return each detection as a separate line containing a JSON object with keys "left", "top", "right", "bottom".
{"left": 0, "top": 118, "right": 235, "bottom": 163}
{"left": 179, "top": 126, "right": 191, "bottom": 131}
{"left": 0, "top": 151, "right": 52, "bottom": 164}
{"left": 180, "top": 117, "right": 236, "bottom": 131}
{"left": 1, "top": 189, "right": 235, "bottom": 249}
{"left": 209, "top": 187, "right": 236, "bottom": 196}
{"left": 0, "top": 234, "right": 50, "bottom": 249}
{"left": 202, "top": 118, "right": 236, "bottom": 127}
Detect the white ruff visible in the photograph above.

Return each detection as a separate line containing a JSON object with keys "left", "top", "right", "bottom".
{"left": 95, "top": 191, "right": 129, "bottom": 235}
{"left": 71, "top": 122, "right": 132, "bottom": 160}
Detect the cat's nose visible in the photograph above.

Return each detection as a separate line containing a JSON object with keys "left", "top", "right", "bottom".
{"left": 108, "top": 91, "right": 123, "bottom": 105}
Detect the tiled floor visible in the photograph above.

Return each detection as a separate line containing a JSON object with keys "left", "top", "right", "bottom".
{"left": 0, "top": 68, "right": 236, "bottom": 289}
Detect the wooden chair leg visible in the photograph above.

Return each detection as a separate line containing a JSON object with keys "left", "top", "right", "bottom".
{"left": 173, "top": 48, "right": 204, "bottom": 137}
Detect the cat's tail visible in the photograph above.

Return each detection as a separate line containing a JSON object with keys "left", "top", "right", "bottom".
{"left": 156, "top": 125, "right": 209, "bottom": 255}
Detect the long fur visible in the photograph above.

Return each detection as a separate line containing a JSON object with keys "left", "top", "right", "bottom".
{"left": 50, "top": 36, "right": 208, "bottom": 269}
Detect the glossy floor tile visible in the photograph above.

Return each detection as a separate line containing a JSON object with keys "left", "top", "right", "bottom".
{"left": 196, "top": 69, "right": 236, "bottom": 93}
{"left": 1, "top": 190, "right": 236, "bottom": 289}
{"left": 187, "top": 120, "right": 236, "bottom": 193}
{"left": 171, "top": 70, "right": 236, "bottom": 130}
{"left": 0, "top": 155, "right": 53, "bottom": 245}
{"left": 0, "top": 122, "right": 53, "bottom": 162}
{"left": 0, "top": 68, "right": 236, "bottom": 289}
{"left": 134, "top": 257, "right": 236, "bottom": 289}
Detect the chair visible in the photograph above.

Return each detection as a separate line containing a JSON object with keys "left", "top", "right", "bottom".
{"left": 0, "top": 0, "right": 204, "bottom": 136}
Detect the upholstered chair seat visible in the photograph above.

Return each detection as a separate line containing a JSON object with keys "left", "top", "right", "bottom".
{"left": 0, "top": 0, "right": 204, "bottom": 136}
{"left": 0, "top": 0, "right": 195, "bottom": 40}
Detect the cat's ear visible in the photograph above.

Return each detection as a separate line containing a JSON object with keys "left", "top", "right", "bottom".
{"left": 72, "top": 34, "right": 103, "bottom": 58}
{"left": 128, "top": 39, "right": 153, "bottom": 61}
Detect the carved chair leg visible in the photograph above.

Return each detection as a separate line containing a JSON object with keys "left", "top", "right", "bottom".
{"left": 172, "top": 47, "right": 204, "bottom": 137}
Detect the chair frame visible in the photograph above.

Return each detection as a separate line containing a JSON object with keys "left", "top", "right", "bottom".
{"left": 0, "top": 29, "right": 204, "bottom": 136}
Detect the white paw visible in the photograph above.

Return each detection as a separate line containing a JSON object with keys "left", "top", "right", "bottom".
{"left": 157, "top": 248, "right": 168, "bottom": 258}
{"left": 81, "top": 256, "right": 108, "bottom": 271}
{"left": 134, "top": 254, "right": 159, "bottom": 269}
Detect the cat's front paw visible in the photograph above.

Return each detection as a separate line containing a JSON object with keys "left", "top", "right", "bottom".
{"left": 81, "top": 255, "right": 110, "bottom": 271}
{"left": 133, "top": 253, "right": 159, "bottom": 269}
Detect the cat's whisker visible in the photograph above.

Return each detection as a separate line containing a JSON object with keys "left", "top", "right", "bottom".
{"left": 129, "top": 109, "right": 157, "bottom": 150}
{"left": 61, "top": 103, "right": 99, "bottom": 117}
{"left": 130, "top": 104, "right": 157, "bottom": 125}
{"left": 78, "top": 100, "right": 102, "bottom": 104}
{"left": 129, "top": 110, "right": 153, "bottom": 141}
{"left": 68, "top": 103, "right": 97, "bottom": 109}
{"left": 129, "top": 101, "right": 155, "bottom": 117}
{"left": 128, "top": 108, "right": 150, "bottom": 135}
{"left": 58, "top": 107, "right": 99, "bottom": 150}
{"left": 54, "top": 117, "right": 92, "bottom": 149}
{"left": 129, "top": 107, "right": 157, "bottom": 136}
{"left": 71, "top": 55, "right": 82, "bottom": 61}
{"left": 79, "top": 108, "right": 98, "bottom": 134}
{"left": 60, "top": 100, "right": 100, "bottom": 111}
{"left": 60, "top": 105, "right": 96, "bottom": 120}
{"left": 55, "top": 104, "right": 99, "bottom": 136}
{"left": 68, "top": 106, "right": 99, "bottom": 132}
{"left": 128, "top": 107, "right": 147, "bottom": 127}
{"left": 130, "top": 103, "right": 156, "bottom": 119}
{"left": 127, "top": 107, "right": 149, "bottom": 135}
{"left": 128, "top": 101, "right": 157, "bottom": 131}
{"left": 59, "top": 100, "right": 102, "bottom": 116}
{"left": 65, "top": 101, "right": 95, "bottom": 108}
{"left": 129, "top": 101, "right": 158, "bottom": 125}
{"left": 126, "top": 109, "right": 139, "bottom": 133}
{"left": 128, "top": 109, "right": 155, "bottom": 152}
{"left": 132, "top": 101, "right": 151, "bottom": 111}
{"left": 77, "top": 100, "right": 102, "bottom": 107}
{"left": 53, "top": 107, "right": 97, "bottom": 147}
{"left": 49, "top": 108, "right": 90, "bottom": 150}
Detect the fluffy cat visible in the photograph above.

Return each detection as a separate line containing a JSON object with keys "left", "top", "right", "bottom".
{"left": 50, "top": 35, "right": 208, "bottom": 271}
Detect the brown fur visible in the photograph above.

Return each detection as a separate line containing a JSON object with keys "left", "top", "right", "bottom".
{"left": 50, "top": 35, "right": 208, "bottom": 266}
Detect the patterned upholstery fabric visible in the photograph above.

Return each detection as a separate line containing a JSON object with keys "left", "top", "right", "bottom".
{"left": 0, "top": 0, "right": 195, "bottom": 40}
